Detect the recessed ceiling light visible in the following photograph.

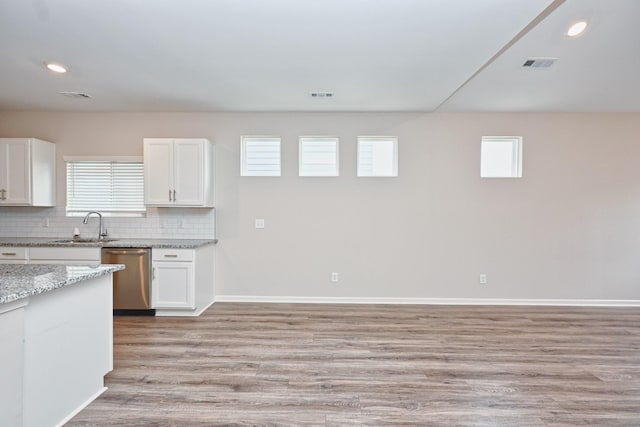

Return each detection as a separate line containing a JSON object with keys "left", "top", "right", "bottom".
{"left": 45, "top": 62, "right": 67, "bottom": 73}
{"left": 567, "top": 21, "right": 588, "bottom": 37}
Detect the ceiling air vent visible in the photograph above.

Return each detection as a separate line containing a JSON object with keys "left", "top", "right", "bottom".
{"left": 310, "top": 92, "right": 333, "bottom": 98}
{"left": 522, "top": 57, "right": 558, "bottom": 69}
{"left": 59, "top": 91, "right": 92, "bottom": 99}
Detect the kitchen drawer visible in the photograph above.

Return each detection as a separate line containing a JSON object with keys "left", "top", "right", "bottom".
{"left": 153, "top": 248, "right": 193, "bottom": 262}
{"left": 29, "top": 247, "right": 101, "bottom": 261}
{"left": 0, "top": 247, "right": 28, "bottom": 260}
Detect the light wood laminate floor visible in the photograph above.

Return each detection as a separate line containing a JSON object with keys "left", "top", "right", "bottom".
{"left": 68, "top": 303, "right": 640, "bottom": 426}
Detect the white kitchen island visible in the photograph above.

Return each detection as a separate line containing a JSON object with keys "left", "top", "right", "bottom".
{"left": 0, "top": 264, "right": 123, "bottom": 427}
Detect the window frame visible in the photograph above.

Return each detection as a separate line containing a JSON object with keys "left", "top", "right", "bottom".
{"left": 480, "top": 136, "right": 523, "bottom": 178}
{"left": 64, "top": 156, "right": 146, "bottom": 217}
{"left": 241, "top": 135, "right": 282, "bottom": 177}
{"left": 357, "top": 136, "right": 399, "bottom": 177}
{"left": 298, "top": 136, "right": 340, "bottom": 177}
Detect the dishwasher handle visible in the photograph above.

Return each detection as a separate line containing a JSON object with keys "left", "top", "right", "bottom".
{"left": 103, "top": 249, "right": 148, "bottom": 256}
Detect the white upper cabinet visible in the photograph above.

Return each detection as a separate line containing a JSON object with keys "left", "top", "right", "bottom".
{"left": 143, "top": 138, "right": 214, "bottom": 207}
{"left": 0, "top": 138, "right": 56, "bottom": 207}
{"left": 144, "top": 139, "right": 173, "bottom": 205}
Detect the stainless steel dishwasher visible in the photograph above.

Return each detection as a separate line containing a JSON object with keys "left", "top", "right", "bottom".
{"left": 101, "top": 248, "right": 154, "bottom": 315}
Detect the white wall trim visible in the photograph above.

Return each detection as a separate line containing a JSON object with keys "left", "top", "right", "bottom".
{"left": 155, "top": 300, "right": 215, "bottom": 317}
{"left": 54, "top": 386, "right": 107, "bottom": 427}
{"left": 215, "top": 295, "right": 640, "bottom": 307}
{"left": 63, "top": 155, "right": 143, "bottom": 162}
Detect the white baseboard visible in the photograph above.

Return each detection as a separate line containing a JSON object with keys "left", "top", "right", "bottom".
{"left": 155, "top": 299, "right": 215, "bottom": 317}
{"left": 214, "top": 295, "right": 640, "bottom": 307}
{"left": 54, "top": 386, "right": 107, "bottom": 427}
{"left": 195, "top": 299, "right": 215, "bottom": 315}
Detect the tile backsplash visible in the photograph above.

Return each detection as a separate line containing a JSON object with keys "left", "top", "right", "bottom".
{"left": 0, "top": 206, "right": 215, "bottom": 239}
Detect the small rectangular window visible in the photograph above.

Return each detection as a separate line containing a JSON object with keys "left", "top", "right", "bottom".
{"left": 241, "top": 136, "right": 281, "bottom": 176}
{"left": 299, "top": 136, "right": 339, "bottom": 177}
{"left": 357, "top": 136, "right": 398, "bottom": 177}
{"left": 66, "top": 157, "right": 145, "bottom": 216}
{"left": 480, "top": 136, "right": 523, "bottom": 178}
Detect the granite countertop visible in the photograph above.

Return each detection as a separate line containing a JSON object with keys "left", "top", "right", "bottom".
{"left": 0, "top": 237, "right": 217, "bottom": 249}
{"left": 0, "top": 264, "right": 125, "bottom": 305}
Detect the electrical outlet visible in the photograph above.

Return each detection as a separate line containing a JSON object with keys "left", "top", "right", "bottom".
{"left": 331, "top": 272, "right": 339, "bottom": 282}
{"left": 255, "top": 219, "right": 265, "bottom": 229}
{"left": 43, "top": 218, "right": 49, "bottom": 228}
{"left": 479, "top": 274, "right": 487, "bottom": 285}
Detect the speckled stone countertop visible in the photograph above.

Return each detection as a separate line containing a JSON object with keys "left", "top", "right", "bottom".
{"left": 0, "top": 264, "right": 125, "bottom": 305}
{"left": 0, "top": 237, "right": 217, "bottom": 248}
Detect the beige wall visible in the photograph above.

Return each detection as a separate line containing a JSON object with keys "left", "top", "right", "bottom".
{"left": 1, "top": 111, "right": 639, "bottom": 301}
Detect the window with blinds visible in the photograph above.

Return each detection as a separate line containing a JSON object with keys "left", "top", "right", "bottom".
{"left": 357, "top": 136, "right": 398, "bottom": 177}
{"left": 66, "top": 159, "right": 145, "bottom": 216}
{"left": 480, "top": 136, "right": 523, "bottom": 178}
{"left": 299, "top": 137, "right": 339, "bottom": 177}
{"left": 241, "top": 136, "right": 281, "bottom": 176}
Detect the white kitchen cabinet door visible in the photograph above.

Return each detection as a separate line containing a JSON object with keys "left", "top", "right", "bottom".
{"left": 0, "top": 139, "right": 30, "bottom": 205}
{"left": 0, "top": 138, "right": 55, "bottom": 207}
{"left": 152, "top": 261, "right": 195, "bottom": 309}
{"left": 173, "top": 139, "right": 205, "bottom": 205}
{"left": 143, "top": 138, "right": 174, "bottom": 205}
{"left": 143, "top": 138, "right": 214, "bottom": 207}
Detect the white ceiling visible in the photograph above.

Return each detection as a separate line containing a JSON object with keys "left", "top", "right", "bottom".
{"left": 0, "top": 0, "right": 636, "bottom": 113}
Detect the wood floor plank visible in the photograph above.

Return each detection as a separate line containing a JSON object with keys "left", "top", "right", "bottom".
{"left": 68, "top": 303, "right": 640, "bottom": 426}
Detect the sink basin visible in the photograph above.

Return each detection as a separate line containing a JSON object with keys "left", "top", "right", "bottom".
{"left": 49, "top": 238, "right": 119, "bottom": 244}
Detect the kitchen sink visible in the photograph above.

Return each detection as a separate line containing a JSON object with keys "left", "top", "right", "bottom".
{"left": 48, "top": 238, "right": 120, "bottom": 244}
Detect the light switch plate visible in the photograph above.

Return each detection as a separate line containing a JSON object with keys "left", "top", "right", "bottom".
{"left": 255, "top": 219, "right": 265, "bottom": 229}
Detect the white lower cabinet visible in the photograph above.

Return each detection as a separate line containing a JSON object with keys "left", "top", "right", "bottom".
{"left": 29, "top": 247, "right": 101, "bottom": 265}
{"left": 152, "top": 260, "right": 195, "bottom": 309}
{"left": 0, "top": 244, "right": 215, "bottom": 317}
{"left": 0, "top": 247, "right": 29, "bottom": 264}
{"left": 152, "top": 248, "right": 195, "bottom": 309}
{"left": 0, "top": 247, "right": 101, "bottom": 266}
{"left": 151, "top": 245, "right": 215, "bottom": 316}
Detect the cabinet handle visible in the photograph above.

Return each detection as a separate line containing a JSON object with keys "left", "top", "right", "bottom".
{"left": 168, "top": 189, "right": 172, "bottom": 202}
{"left": 1, "top": 252, "right": 17, "bottom": 256}
{"left": 152, "top": 267, "right": 156, "bottom": 280}
{"left": 104, "top": 250, "right": 148, "bottom": 256}
{"left": 0, "top": 189, "right": 5, "bottom": 200}
{"left": 163, "top": 254, "right": 178, "bottom": 258}
{"left": 172, "top": 189, "right": 176, "bottom": 202}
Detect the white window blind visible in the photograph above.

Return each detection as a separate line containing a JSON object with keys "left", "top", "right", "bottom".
{"left": 241, "top": 136, "right": 281, "bottom": 176}
{"left": 357, "top": 136, "right": 398, "bottom": 177}
{"left": 66, "top": 160, "right": 145, "bottom": 216}
{"left": 480, "top": 136, "right": 523, "bottom": 178}
{"left": 299, "top": 137, "right": 339, "bottom": 177}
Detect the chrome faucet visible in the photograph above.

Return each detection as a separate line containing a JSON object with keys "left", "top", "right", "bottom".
{"left": 83, "top": 211, "right": 108, "bottom": 240}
